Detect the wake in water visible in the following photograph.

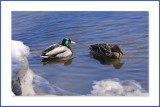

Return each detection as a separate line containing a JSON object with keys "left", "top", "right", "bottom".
{"left": 11, "top": 40, "right": 148, "bottom": 96}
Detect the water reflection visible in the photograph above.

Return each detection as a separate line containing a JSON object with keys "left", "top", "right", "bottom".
{"left": 41, "top": 57, "right": 76, "bottom": 66}
{"left": 92, "top": 55, "right": 125, "bottom": 69}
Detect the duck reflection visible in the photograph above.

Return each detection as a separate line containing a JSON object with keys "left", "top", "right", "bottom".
{"left": 41, "top": 57, "right": 76, "bottom": 66}
{"left": 91, "top": 55, "right": 124, "bottom": 69}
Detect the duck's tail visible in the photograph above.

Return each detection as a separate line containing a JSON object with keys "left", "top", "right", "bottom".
{"left": 41, "top": 53, "right": 49, "bottom": 58}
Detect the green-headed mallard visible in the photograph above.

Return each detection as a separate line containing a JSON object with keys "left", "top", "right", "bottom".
{"left": 90, "top": 43, "right": 125, "bottom": 59}
{"left": 41, "top": 38, "right": 75, "bottom": 59}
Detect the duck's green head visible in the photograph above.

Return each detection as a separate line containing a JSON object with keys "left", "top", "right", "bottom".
{"left": 61, "top": 38, "right": 76, "bottom": 46}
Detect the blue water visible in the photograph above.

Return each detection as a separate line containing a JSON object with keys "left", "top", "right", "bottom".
{"left": 12, "top": 11, "right": 149, "bottom": 95}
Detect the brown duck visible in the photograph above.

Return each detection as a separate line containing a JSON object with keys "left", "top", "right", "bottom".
{"left": 90, "top": 43, "right": 125, "bottom": 59}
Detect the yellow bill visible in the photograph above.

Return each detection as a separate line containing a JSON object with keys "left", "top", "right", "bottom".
{"left": 71, "top": 41, "right": 76, "bottom": 44}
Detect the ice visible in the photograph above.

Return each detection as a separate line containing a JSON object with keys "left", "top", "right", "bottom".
{"left": 33, "top": 74, "right": 78, "bottom": 96}
{"left": 12, "top": 40, "right": 35, "bottom": 96}
{"left": 11, "top": 40, "right": 30, "bottom": 61}
{"left": 89, "top": 78, "right": 148, "bottom": 96}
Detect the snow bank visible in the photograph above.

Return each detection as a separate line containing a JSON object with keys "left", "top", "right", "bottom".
{"left": 12, "top": 40, "right": 35, "bottom": 96}
{"left": 89, "top": 78, "right": 148, "bottom": 96}
{"left": 11, "top": 40, "right": 30, "bottom": 61}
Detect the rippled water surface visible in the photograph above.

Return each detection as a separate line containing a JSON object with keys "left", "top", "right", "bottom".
{"left": 12, "top": 11, "right": 149, "bottom": 94}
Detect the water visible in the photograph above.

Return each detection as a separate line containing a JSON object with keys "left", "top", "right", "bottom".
{"left": 12, "top": 11, "right": 149, "bottom": 95}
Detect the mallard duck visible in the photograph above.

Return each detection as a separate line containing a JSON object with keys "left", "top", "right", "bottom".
{"left": 90, "top": 43, "right": 125, "bottom": 59}
{"left": 41, "top": 38, "right": 75, "bottom": 59}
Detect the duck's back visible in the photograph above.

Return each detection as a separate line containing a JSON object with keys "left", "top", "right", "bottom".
{"left": 41, "top": 44, "right": 61, "bottom": 57}
{"left": 90, "top": 43, "right": 114, "bottom": 54}
{"left": 43, "top": 44, "right": 61, "bottom": 53}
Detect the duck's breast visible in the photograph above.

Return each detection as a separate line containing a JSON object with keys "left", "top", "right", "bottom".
{"left": 111, "top": 52, "right": 122, "bottom": 59}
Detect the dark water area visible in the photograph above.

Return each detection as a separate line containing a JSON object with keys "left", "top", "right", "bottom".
{"left": 12, "top": 11, "right": 149, "bottom": 94}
